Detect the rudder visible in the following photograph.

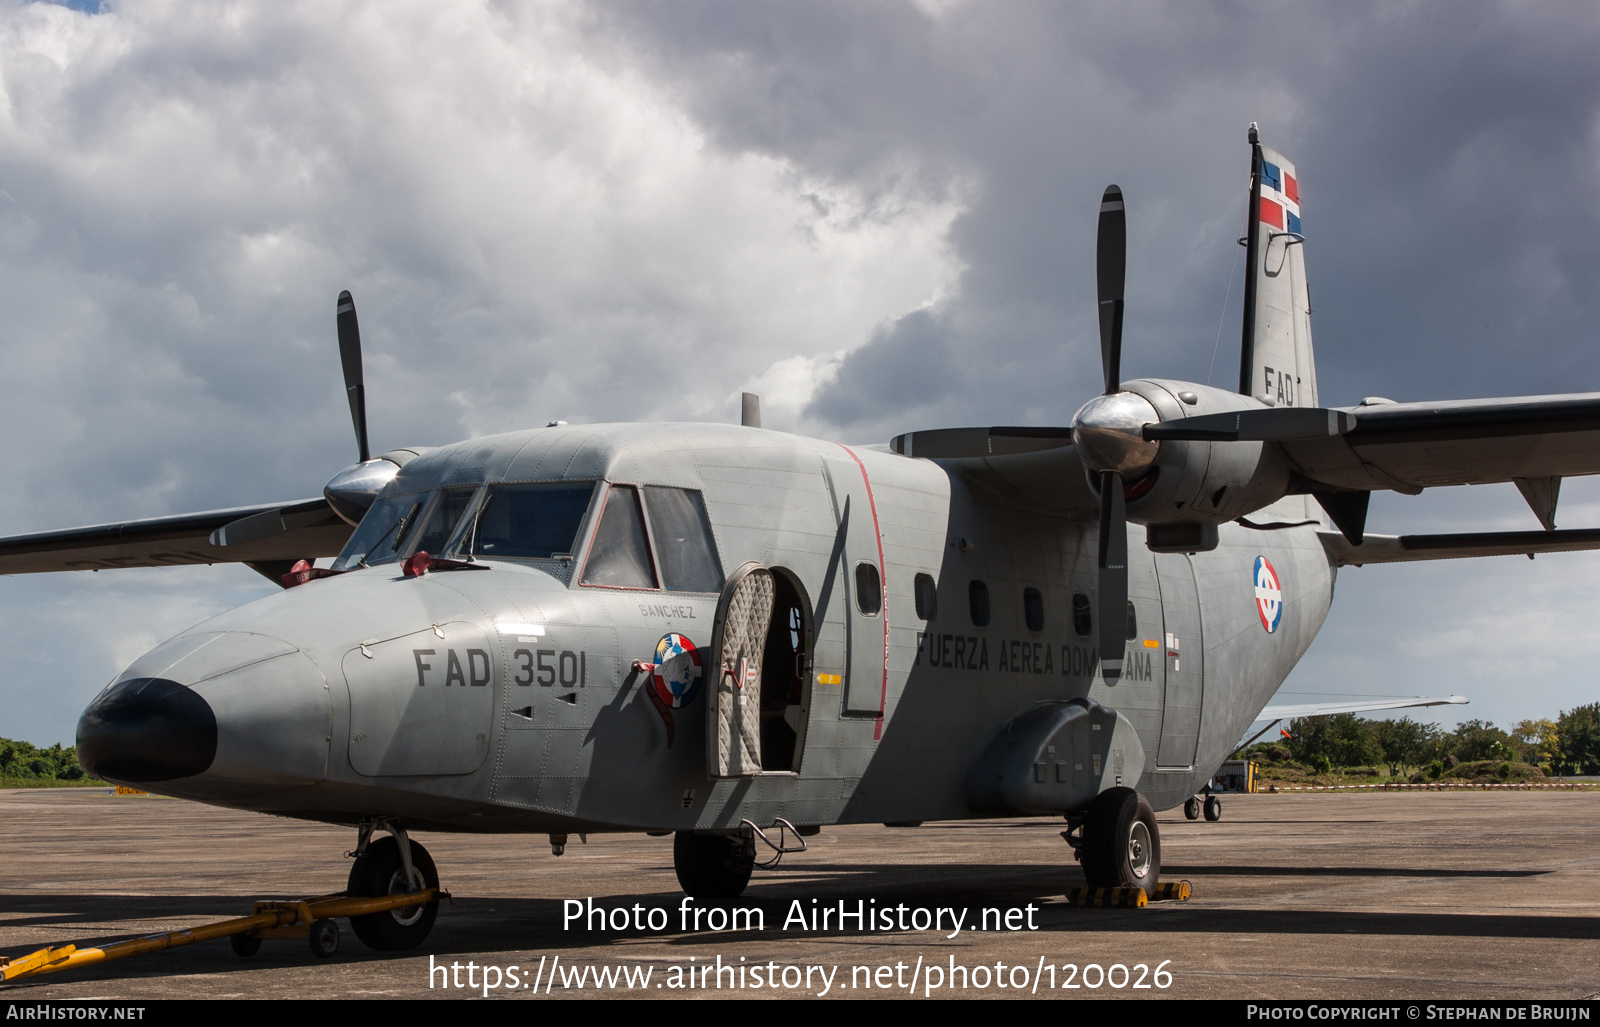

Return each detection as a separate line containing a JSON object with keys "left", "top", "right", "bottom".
{"left": 1239, "top": 124, "right": 1317, "bottom": 410}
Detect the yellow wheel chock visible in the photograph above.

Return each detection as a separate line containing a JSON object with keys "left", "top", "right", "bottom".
{"left": 0, "top": 887, "right": 441, "bottom": 982}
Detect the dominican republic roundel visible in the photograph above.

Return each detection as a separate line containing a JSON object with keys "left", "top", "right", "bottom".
{"left": 651, "top": 633, "right": 703, "bottom": 709}
{"left": 1253, "top": 556, "right": 1283, "bottom": 633}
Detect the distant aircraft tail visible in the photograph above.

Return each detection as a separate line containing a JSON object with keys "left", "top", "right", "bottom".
{"left": 1239, "top": 124, "right": 1317, "bottom": 409}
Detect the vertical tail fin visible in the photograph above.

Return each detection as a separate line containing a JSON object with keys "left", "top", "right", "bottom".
{"left": 1239, "top": 124, "right": 1317, "bottom": 409}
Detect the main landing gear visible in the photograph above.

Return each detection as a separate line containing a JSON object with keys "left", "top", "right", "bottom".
{"left": 674, "top": 830, "right": 757, "bottom": 898}
{"left": 673, "top": 819, "right": 809, "bottom": 899}
{"left": 1068, "top": 787, "right": 1162, "bottom": 891}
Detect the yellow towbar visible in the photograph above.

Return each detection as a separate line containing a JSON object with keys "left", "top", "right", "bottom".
{"left": 0, "top": 888, "right": 439, "bottom": 982}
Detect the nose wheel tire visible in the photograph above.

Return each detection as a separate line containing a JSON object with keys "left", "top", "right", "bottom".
{"left": 674, "top": 830, "right": 756, "bottom": 898}
{"left": 1204, "top": 795, "right": 1223, "bottom": 822}
{"left": 347, "top": 835, "right": 440, "bottom": 951}
{"left": 1081, "top": 786, "right": 1161, "bottom": 890}
{"left": 1183, "top": 796, "right": 1201, "bottom": 820}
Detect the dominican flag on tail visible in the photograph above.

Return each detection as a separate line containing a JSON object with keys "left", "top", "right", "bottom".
{"left": 1258, "top": 158, "right": 1302, "bottom": 234}
{"left": 1240, "top": 126, "right": 1320, "bottom": 420}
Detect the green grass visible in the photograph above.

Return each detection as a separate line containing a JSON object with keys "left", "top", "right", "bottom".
{"left": 0, "top": 775, "right": 112, "bottom": 790}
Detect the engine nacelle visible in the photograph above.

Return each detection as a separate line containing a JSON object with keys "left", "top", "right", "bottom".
{"left": 1107, "top": 379, "right": 1295, "bottom": 526}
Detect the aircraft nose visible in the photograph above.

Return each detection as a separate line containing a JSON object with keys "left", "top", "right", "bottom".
{"left": 77, "top": 630, "right": 331, "bottom": 794}
{"left": 77, "top": 677, "right": 217, "bottom": 782}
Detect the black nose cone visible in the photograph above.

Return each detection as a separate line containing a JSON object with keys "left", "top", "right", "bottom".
{"left": 77, "top": 677, "right": 217, "bottom": 782}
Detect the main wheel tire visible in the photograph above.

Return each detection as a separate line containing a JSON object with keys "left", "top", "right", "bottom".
{"left": 1204, "top": 795, "right": 1223, "bottom": 822}
{"left": 1183, "top": 797, "right": 1201, "bottom": 820}
{"left": 674, "top": 830, "right": 755, "bottom": 898}
{"left": 1081, "top": 787, "right": 1161, "bottom": 890}
{"left": 347, "top": 836, "right": 440, "bottom": 951}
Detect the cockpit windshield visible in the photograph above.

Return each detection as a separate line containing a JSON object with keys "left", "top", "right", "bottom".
{"left": 463, "top": 482, "right": 596, "bottom": 561}
{"left": 330, "top": 493, "right": 425, "bottom": 571}
{"left": 408, "top": 487, "right": 478, "bottom": 556}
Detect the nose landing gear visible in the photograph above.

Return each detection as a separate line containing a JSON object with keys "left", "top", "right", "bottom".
{"left": 346, "top": 819, "right": 441, "bottom": 950}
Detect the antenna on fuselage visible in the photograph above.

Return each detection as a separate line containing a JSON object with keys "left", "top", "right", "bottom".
{"left": 741, "top": 393, "right": 762, "bottom": 428}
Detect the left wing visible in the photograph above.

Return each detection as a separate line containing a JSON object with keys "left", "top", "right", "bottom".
{"left": 1236, "top": 693, "right": 1468, "bottom": 751}
{"left": 0, "top": 498, "right": 352, "bottom": 580}
{"left": 1256, "top": 694, "right": 1468, "bottom": 722}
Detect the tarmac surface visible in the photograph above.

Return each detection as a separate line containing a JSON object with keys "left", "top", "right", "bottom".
{"left": 2, "top": 787, "right": 1598, "bottom": 1000}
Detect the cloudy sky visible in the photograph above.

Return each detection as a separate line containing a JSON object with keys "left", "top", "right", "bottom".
{"left": 3, "top": 0, "right": 1598, "bottom": 745}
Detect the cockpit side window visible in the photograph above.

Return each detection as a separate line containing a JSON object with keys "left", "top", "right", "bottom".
{"left": 642, "top": 486, "right": 724, "bottom": 592}
{"left": 331, "top": 493, "right": 425, "bottom": 571}
{"left": 580, "top": 485, "right": 658, "bottom": 589}
{"left": 470, "top": 482, "right": 595, "bottom": 560}
{"left": 407, "top": 487, "right": 478, "bottom": 557}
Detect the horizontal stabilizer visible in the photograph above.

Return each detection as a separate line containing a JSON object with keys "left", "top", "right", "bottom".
{"left": 1256, "top": 694, "right": 1468, "bottom": 723}
{"left": 1320, "top": 528, "right": 1600, "bottom": 566}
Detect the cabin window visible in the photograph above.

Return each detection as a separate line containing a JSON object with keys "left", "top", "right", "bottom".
{"left": 642, "top": 486, "right": 723, "bottom": 592}
{"left": 854, "top": 563, "right": 882, "bottom": 616}
{"left": 1072, "top": 592, "right": 1092, "bottom": 636}
{"left": 332, "top": 493, "right": 425, "bottom": 570}
{"left": 407, "top": 487, "right": 478, "bottom": 557}
{"left": 1126, "top": 601, "right": 1138, "bottom": 640}
{"left": 580, "top": 485, "right": 658, "bottom": 588}
{"left": 1023, "top": 587, "right": 1044, "bottom": 632}
{"left": 471, "top": 482, "right": 595, "bottom": 560}
{"left": 914, "top": 572, "right": 937, "bottom": 621}
{"left": 969, "top": 580, "right": 991, "bottom": 627}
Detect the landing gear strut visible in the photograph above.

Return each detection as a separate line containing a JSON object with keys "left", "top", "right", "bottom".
{"left": 1079, "top": 787, "right": 1161, "bottom": 890}
{"left": 674, "top": 830, "right": 756, "bottom": 898}
{"left": 346, "top": 821, "right": 440, "bottom": 950}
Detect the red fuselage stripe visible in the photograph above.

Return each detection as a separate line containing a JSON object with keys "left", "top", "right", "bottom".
{"left": 837, "top": 444, "right": 890, "bottom": 738}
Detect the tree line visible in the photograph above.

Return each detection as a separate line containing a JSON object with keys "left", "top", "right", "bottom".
{"left": 0, "top": 737, "right": 93, "bottom": 782}
{"left": 1243, "top": 703, "right": 1600, "bottom": 777}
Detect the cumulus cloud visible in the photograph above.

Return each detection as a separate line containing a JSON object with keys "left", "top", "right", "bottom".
{"left": 0, "top": 0, "right": 963, "bottom": 740}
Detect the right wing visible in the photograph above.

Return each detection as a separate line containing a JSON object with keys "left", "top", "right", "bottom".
{"left": 0, "top": 498, "right": 352, "bottom": 578}
{"left": 1284, "top": 393, "right": 1600, "bottom": 493}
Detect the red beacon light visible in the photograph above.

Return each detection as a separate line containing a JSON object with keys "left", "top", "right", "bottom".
{"left": 280, "top": 559, "right": 339, "bottom": 589}
{"left": 402, "top": 551, "right": 432, "bottom": 578}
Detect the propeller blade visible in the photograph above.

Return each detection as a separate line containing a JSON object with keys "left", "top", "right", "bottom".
{"left": 1096, "top": 470, "right": 1129, "bottom": 687}
{"left": 1142, "top": 407, "right": 1356, "bottom": 443}
{"left": 1097, "top": 185, "right": 1126, "bottom": 395}
{"left": 336, "top": 290, "right": 370, "bottom": 464}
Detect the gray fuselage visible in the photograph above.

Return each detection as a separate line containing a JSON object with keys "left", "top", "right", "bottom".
{"left": 84, "top": 420, "right": 1332, "bottom": 833}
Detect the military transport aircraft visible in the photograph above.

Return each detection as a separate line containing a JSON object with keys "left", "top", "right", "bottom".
{"left": 5, "top": 124, "right": 1598, "bottom": 952}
